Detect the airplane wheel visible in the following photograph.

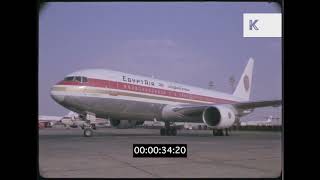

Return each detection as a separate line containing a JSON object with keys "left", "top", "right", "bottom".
{"left": 212, "top": 130, "right": 216, "bottom": 136}
{"left": 83, "top": 128, "right": 93, "bottom": 137}
{"left": 225, "top": 129, "right": 229, "bottom": 136}
{"left": 160, "top": 128, "right": 165, "bottom": 136}
{"left": 213, "top": 129, "right": 224, "bottom": 136}
{"left": 171, "top": 128, "right": 177, "bottom": 136}
{"left": 165, "top": 128, "right": 171, "bottom": 136}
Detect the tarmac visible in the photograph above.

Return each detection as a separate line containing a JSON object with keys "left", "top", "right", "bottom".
{"left": 39, "top": 127, "right": 282, "bottom": 178}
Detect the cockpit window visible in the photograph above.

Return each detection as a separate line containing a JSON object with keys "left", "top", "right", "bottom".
{"left": 75, "top": 76, "right": 82, "bottom": 82}
{"left": 82, "top": 77, "right": 88, "bottom": 83}
{"left": 64, "top": 76, "right": 75, "bottom": 81}
{"left": 64, "top": 76, "right": 88, "bottom": 83}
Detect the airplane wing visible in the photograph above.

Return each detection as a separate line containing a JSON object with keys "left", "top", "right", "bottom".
{"left": 170, "top": 99, "right": 282, "bottom": 117}
{"left": 171, "top": 105, "right": 209, "bottom": 116}
{"left": 231, "top": 100, "right": 282, "bottom": 110}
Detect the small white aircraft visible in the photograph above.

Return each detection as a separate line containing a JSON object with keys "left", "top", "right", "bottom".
{"left": 60, "top": 111, "right": 111, "bottom": 129}
{"left": 50, "top": 58, "right": 281, "bottom": 137}
{"left": 39, "top": 112, "right": 79, "bottom": 128}
{"left": 240, "top": 115, "right": 281, "bottom": 126}
{"left": 38, "top": 115, "right": 62, "bottom": 128}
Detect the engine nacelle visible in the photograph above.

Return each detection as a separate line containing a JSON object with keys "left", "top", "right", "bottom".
{"left": 161, "top": 104, "right": 236, "bottom": 128}
{"left": 202, "top": 105, "right": 236, "bottom": 128}
{"left": 110, "top": 119, "right": 121, "bottom": 127}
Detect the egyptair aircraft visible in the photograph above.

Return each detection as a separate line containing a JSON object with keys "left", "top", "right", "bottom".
{"left": 50, "top": 58, "right": 281, "bottom": 137}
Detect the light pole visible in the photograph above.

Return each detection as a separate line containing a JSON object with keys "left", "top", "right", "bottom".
{"left": 229, "top": 75, "right": 236, "bottom": 92}
{"left": 208, "top": 81, "right": 214, "bottom": 90}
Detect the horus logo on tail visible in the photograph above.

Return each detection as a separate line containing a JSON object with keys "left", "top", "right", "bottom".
{"left": 233, "top": 58, "right": 254, "bottom": 101}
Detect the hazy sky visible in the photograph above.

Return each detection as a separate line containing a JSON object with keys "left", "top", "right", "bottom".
{"left": 39, "top": 2, "right": 282, "bottom": 121}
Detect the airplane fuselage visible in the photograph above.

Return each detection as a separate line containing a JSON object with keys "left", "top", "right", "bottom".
{"left": 51, "top": 69, "right": 244, "bottom": 122}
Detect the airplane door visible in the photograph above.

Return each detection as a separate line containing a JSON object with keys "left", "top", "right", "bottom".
{"left": 79, "top": 76, "right": 88, "bottom": 96}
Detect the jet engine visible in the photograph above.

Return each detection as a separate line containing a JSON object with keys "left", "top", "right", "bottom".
{"left": 110, "top": 119, "right": 121, "bottom": 127}
{"left": 202, "top": 106, "right": 236, "bottom": 128}
{"left": 161, "top": 104, "right": 236, "bottom": 129}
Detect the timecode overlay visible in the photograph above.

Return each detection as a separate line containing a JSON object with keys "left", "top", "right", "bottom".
{"left": 133, "top": 144, "right": 187, "bottom": 158}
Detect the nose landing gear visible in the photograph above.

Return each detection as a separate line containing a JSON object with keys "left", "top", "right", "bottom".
{"left": 83, "top": 127, "right": 93, "bottom": 137}
{"left": 80, "top": 112, "right": 96, "bottom": 137}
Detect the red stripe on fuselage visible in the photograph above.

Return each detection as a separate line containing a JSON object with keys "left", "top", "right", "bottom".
{"left": 57, "top": 78, "right": 237, "bottom": 104}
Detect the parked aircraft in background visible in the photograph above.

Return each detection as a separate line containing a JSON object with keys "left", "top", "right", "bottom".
{"left": 59, "top": 111, "right": 111, "bottom": 129}
{"left": 38, "top": 115, "right": 62, "bottom": 128}
{"left": 39, "top": 112, "right": 79, "bottom": 128}
{"left": 240, "top": 115, "right": 281, "bottom": 126}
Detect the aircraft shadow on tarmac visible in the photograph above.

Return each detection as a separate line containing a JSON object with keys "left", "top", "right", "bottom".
{"left": 39, "top": 129, "right": 243, "bottom": 138}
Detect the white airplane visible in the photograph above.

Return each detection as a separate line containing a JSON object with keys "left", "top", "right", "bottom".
{"left": 50, "top": 58, "right": 281, "bottom": 137}
{"left": 39, "top": 112, "right": 79, "bottom": 128}
{"left": 60, "top": 111, "right": 112, "bottom": 129}
{"left": 241, "top": 118, "right": 272, "bottom": 126}
{"left": 59, "top": 111, "right": 81, "bottom": 128}
{"left": 240, "top": 115, "right": 281, "bottom": 126}
{"left": 38, "top": 115, "right": 62, "bottom": 128}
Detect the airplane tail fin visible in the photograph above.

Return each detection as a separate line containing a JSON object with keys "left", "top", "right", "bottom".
{"left": 65, "top": 111, "right": 78, "bottom": 119}
{"left": 233, "top": 58, "right": 254, "bottom": 101}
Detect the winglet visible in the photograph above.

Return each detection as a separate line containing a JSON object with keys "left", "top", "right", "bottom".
{"left": 233, "top": 58, "right": 254, "bottom": 101}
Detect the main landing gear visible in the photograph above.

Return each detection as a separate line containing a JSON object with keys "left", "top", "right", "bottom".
{"left": 212, "top": 128, "right": 230, "bottom": 136}
{"left": 160, "top": 121, "right": 177, "bottom": 136}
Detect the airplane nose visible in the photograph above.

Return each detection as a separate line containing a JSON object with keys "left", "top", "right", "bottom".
{"left": 51, "top": 94, "right": 65, "bottom": 103}
{"left": 50, "top": 87, "right": 65, "bottom": 103}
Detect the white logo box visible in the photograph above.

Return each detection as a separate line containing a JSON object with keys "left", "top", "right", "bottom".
{"left": 243, "top": 13, "right": 282, "bottom": 37}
